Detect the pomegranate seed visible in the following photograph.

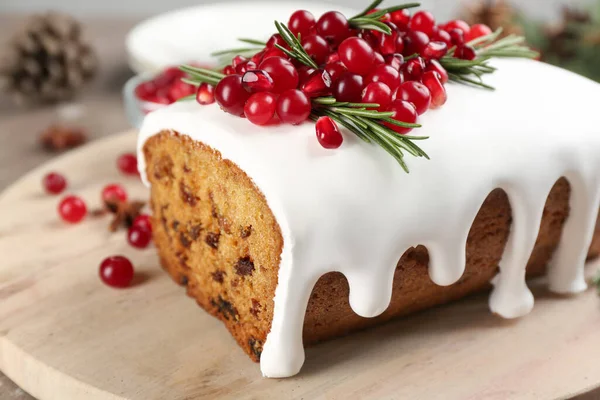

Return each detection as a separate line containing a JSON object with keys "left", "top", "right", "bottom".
{"left": 301, "top": 69, "right": 332, "bottom": 97}
{"left": 422, "top": 71, "right": 447, "bottom": 108}
{"left": 117, "top": 153, "right": 138, "bottom": 176}
{"left": 422, "top": 41, "right": 448, "bottom": 60}
{"left": 455, "top": 45, "right": 477, "bottom": 60}
{"left": 403, "top": 30, "right": 430, "bottom": 56}
{"left": 396, "top": 81, "right": 431, "bottom": 115}
{"left": 431, "top": 27, "right": 452, "bottom": 47}
{"left": 326, "top": 52, "right": 340, "bottom": 64}
{"left": 448, "top": 28, "right": 465, "bottom": 46}
{"left": 266, "top": 34, "right": 287, "bottom": 49}
{"left": 315, "top": 116, "right": 343, "bottom": 149}
{"left": 236, "top": 61, "right": 257, "bottom": 75}
{"left": 242, "top": 69, "right": 274, "bottom": 92}
{"left": 133, "top": 214, "right": 152, "bottom": 232}
{"left": 325, "top": 61, "right": 347, "bottom": 83}
{"left": 442, "top": 20, "right": 471, "bottom": 35}
{"left": 338, "top": 37, "right": 375, "bottom": 76}
{"left": 259, "top": 57, "right": 299, "bottom": 94}
{"left": 378, "top": 31, "right": 398, "bottom": 55}
{"left": 361, "top": 81, "right": 392, "bottom": 110}
{"left": 102, "top": 184, "right": 127, "bottom": 204}
{"left": 302, "top": 34, "right": 330, "bottom": 65}
{"left": 251, "top": 49, "right": 266, "bottom": 65}
{"left": 390, "top": 9, "right": 411, "bottom": 27}
{"left": 244, "top": 92, "right": 277, "bottom": 125}
{"left": 127, "top": 225, "right": 152, "bottom": 249}
{"left": 167, "top": 80, "right": 195, "bottom": 102}
{"left": 196, "top": 82, "right": 215, "bottom": 105}
{"left": 276, "top": 89, "right": 311, "bottom": 125}
{"left": 409, "top": 11, "right": 436, "bottom": 35}
{"left": 58, "top": 195, "right": 87, "bottom": 223}
{"left": 425, "top": 60, "right": 449, "bottom": 84}
{"left": 404, "top": 57, "right": 426, "bottom": 81}
{"left": 223, "top": 65, "right": 236, "bottom": 75}
{"left": 333, "top": 72, "right": 364, "bottom": 102}
{"left": 316, "top": 11, "right": 350, "bottom": 45}
{"left": 288, "top": 10, "right": 316, "bottom": 38}
{"left": 383, "top": 100, "right": 418, "bottom": 135}
{"left": 386, "top": 53, "right": 405, "bottom": 71}
{"left": 99, "top": 256, "right": 134, "bottom": 288}
{"left": 367, "top": 64, "right": 402, "bottom": 91}
{"left": 215, "top": 74, "right": 251, "bottom": 116}
{"left": 466, "top": 24, "right": 493, "bottom": 42}
{"left": 232, "top": 55, "right": 247, "bottom": 68}
{"left": 43, "top": 172, "right": 67, "bottom": 194}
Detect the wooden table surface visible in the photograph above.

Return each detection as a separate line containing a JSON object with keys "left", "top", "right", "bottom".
{"left": 0, "top": 12, "right": 599, "bottom": 400}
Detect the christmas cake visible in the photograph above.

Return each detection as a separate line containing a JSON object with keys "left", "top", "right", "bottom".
{"left": 137, "top": 2, "right": 600, "bottom": 378}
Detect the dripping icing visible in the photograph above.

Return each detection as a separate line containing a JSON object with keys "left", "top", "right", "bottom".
{"left": 137, "top": 59, "right": 600, "bottom": 378}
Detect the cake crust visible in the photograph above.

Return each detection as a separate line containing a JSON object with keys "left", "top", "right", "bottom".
{"left": 144, "top": 130, "right": 600, "bottom": 363}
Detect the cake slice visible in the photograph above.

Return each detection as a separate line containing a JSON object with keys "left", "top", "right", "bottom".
{"left": 138, "top": 5, "right": 600, "bottom": 378}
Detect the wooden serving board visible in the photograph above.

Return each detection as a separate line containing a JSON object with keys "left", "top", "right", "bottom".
{"left": 1, "top": 131, "right": 600, "bottom": 400}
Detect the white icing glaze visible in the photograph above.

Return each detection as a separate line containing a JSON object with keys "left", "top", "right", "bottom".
{"left": 138, "top": 59, "right": 600, "bottom": 378}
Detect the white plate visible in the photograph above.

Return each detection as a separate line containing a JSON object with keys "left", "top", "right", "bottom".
{"left": 126, "top": 1, "right": 357, "bottom": 74}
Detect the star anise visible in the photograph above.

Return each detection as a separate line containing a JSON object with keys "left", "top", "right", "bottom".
{"left": 105, "top": 199, "right": 146, "bottom": 232}
{"left": 40, "top": 124, "right": 87, "bottom": 151}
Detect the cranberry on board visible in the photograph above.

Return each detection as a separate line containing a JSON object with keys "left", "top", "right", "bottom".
{"left": 302, "top": 34, "right": 330, "bottom": 66}
{"left": 276, "top": 89, "right": 311, "bottom": 125}
{"left": 408, "top": 11, "right": 436, "bottom": 35}
{"left": 214, "top": 74, "right": 250, "bottom": 116}
{"left": 338, "top": 37, "right": 375, "bottom": 76}
{"left": 117, "top": 153, "right": 138, "bottom": 176}
{"left": 332, "top": 72, "right": 364, "bottom": 102}
{"left": 390, "top": 9, "right": 411, "bottom": 27}
{"left": 133, "top": 214, "right": 152, "bottom": 233}
{"left": 316, "top": 11, "right": 350, "bottom": 45}
{"left": 367, "top": 64, "right": 402, "bottom": 92}
{"left": 383, "top": 100, "right": 418, "bottom": 135}
{"left": 288, "top": 10, "right": 316, "bottom": 38}
{"left": 377, "top": 30, "right": 398, "bottom": 55}
{"left": 99, "top": 255, "right": 134, "bottom": 288}
{"left": 315, "top": 116, "right": 343, "bottom": 149}
{"left": 102, "top": 184, "right": 128, "bottom": 203}
{"left": 244, "top": 92, "right": 278, "bottom": 125}
{"left": 43, "top": 172, "right": 67, "bottom": 194}
{"left": 127, "top": 225, "right": 152, "bottom": 249}
{"left": 361, "top": 81, "right": 392, "bottom": 111}
{"left": 403, "top": 30, "right": 430, "bottom": 56}
{"left": 258, "top": 57, "right": 299, "bottom": 94}
{"left": 58, "top": 195, "right": 87, "bottom": 223}
{"left": 396, "top": 81, "right": 432, "bottom": 115}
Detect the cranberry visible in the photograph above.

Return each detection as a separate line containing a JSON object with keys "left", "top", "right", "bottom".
{"left": 326, "top": 52, "right": 340, "bottom": 64}
{"left": 58, "top": 195, "right": 87, "bottom": 223}
{"left": 338, "top": 37, "right": 375, "bottom": 76}
{"left": 383, "top": 100, "right": 418, "bottom": 135}
{"left": 43, "top": 172, "right": 67, "bottom": 194}
{"left": 362, "top": 82, "right": 392, "bottom": 110}
{"left": 251, "top": 49, "right": 266, "bottom": 65}
{"left": 455, "top": 45, "right": 477, "bottom": 60}
{"left": 223, "top": 65, "right": 236, "bottom": 75}
{"left": 127, "top": 225, "right": 152, "bottom": 249}
{"left": 315, "top": 116, "right": 343, "bottom": 149}
{"left": 409, "top": 11, "right": 436, "bottom": 35}
{"left": 385, "top": 53, "right": 405, "bottom": 71}
{"left": 426, "top": 59, "right": 449, "bottom": 84}
{"left": 324, "top": 61, "right": 347, "bottom": 83}
{"left": 395, "top": 35, "right": 405, "bottom": 54}
{"left": 288, "top": 10, "right": 316, "bottom": 38}
{"left": 244, "top": 92, "right": 277, "bottom": 125}
{"left": 367, "top": 64, "right": 402, "bottom": 91}
{"left": 422, "top": 41, "right": 448, "bottom": 60}
{"left": 167, "top": 80, "right": 195, "bottom": 102}
{"left": 390, "top": 9, "right": 411, "bottom": 27}
{"left": 135, "top": 81, "right": 156, "bottom": 101}
{"left": 373, "top": 51, "right": 385, "bottom": 65}
{"left": 442, "top": 20, "right": 471, "bottom": 35}
{"left": 262, "top": 47, "right": 289, "bottom": 61}
{"left": 431, "top": 27, "right": 452, "bottom": 47}
{"left": 316, "top": 11, "right": 350, "bottom": 45}
{"left": 302, "top": 34, "right": 330, "bottom": 65}
{"left": 403, "top": 30, "right": 430, "bottom": 56}
{"left": 232, "top": 55, "right": 247, "bottom": 68}
{"left": 196, "top": 82, "right": 215, "bottom": 105}
{"left": 332, "top": 72, "right": 364, "bottom": 102}
{"left": 117, "top": 153, "right": 138, "bottom": 176}
{"left": 466, "top": 24, "right": 493, "bottom": 42}
{"left": 276, "top": 89, "right": 311, "bottom": 125}
{"left": 102, "top": 183, "right": 127, "bottom": 203}
{"left": 214, "top": 74, "right": 250, "bottom": 116}
{"left": 298, "top": 65, "right": 316, "bottom": 85}
{"left": 301, "top": 69, "right": 332, "bottom": 97}
{"left": 448, "top": 28, "right": 465, "bottom": 46}
{"left": 99, "top": 255, "right": 134, "bottom": 288}
{"left": 259, "top": 57, "right": 299, "bottom": 94}
{"left": 266, "top": 34, "right": 287, "bottom": 49}
{"left": 377, "top": 31, "right": 398, "bottom": 55}
{"left": 404, "top": 57, "right": 426, "bottom": 81}
{"left": 396, "top": 81, "right": 431, "bottom": 115}
{"left": 133, "top": 214, "right": 152, "bottom": 232}
{"left": 242, "top": 69, "right": 274, "bottom": 92}
{"left": 422, "top": 71, "right": 447, "bottom": 108}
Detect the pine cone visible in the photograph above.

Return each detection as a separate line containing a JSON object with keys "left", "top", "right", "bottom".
{"left": 462, "top": 0, "right": 523, "bottom": 37}
{"left": 0, "top": 12, "right": 98, "bottom": 106}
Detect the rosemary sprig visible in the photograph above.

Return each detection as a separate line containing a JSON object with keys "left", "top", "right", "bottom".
{"left": 349, "top": 0, "right": 421, "bottom": 34}
{"left": 273, "top": 21, "right": 318, "bottom": 69}
{"left": 179, "top": 65, "right": 225, "bottom": 86}
{"left": 441, "top": 28, "right": 539, "bottom": 90}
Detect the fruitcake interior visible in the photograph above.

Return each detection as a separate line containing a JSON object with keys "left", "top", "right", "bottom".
{"left": 139, "top": 59, "right": 600, "bottom": 377}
